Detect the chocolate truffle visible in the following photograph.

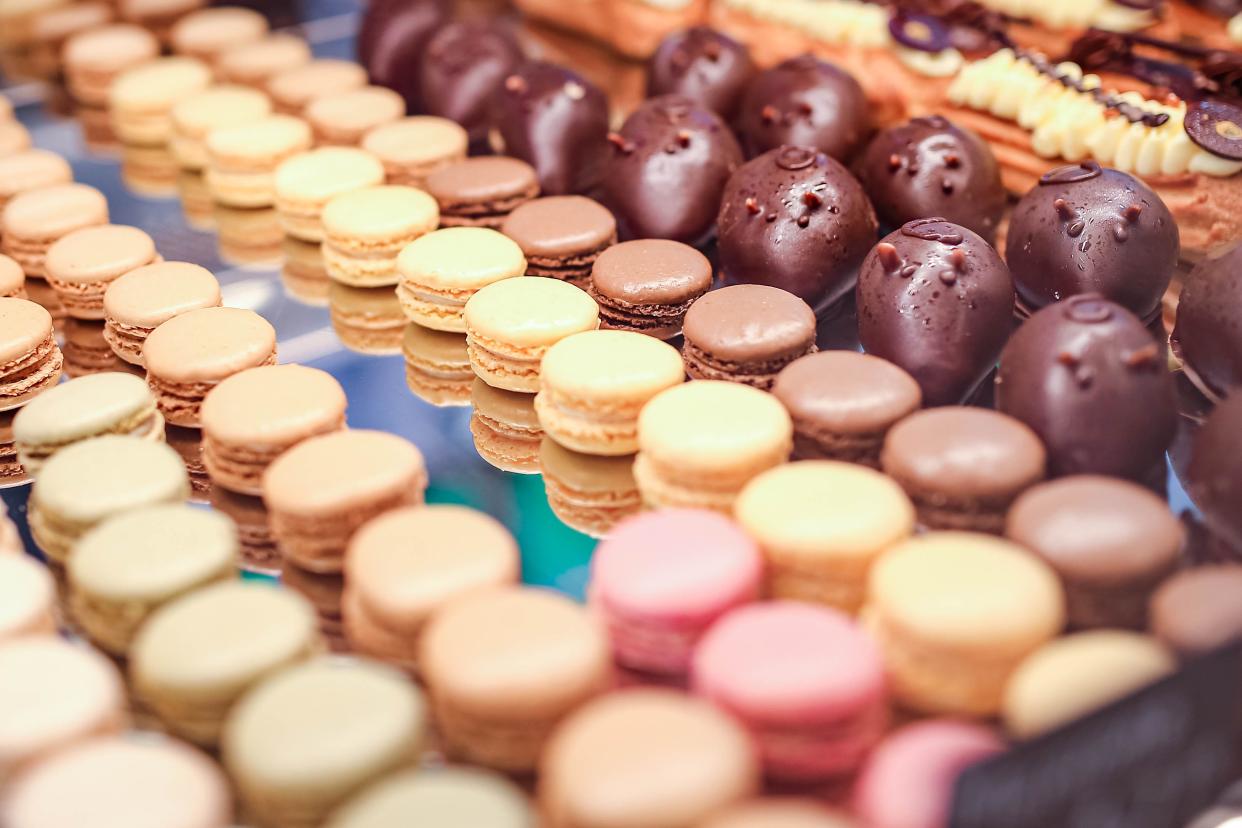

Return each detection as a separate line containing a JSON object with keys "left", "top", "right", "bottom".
{"left": 736, "top": 54, "right": 870, "bottom": 162}
{"left": 588, "top": 239, "right": 712, "bottom": 339}
{"left": 601, "top": 95, "right": 743, "bottom": 246}
{"left": 1007, "top": 475, "right": 1183, "bottom": 630}
{"left": 1172, "top": 243, "right": 1242, "bottom": 402}
{"left": 419, "top": 21, "right": 523, "bottom": 149}
{"left": 682, "top": 284, "right": 817, "bottom": 390}
{"left": 493, "top": 61, "right": 609, "bottom": 197}
{"left": 357, "top": 0, "right": 448, "bottom": 112}
{"left": 996, "top": 294, "right": 1176, "bottom": 485}
{"left": 857, "top": 218, "right": 1014, "bottom": 406}
{"left": 856, "top": 115, "right": 1006, "bottom": 244}
{"left": 1150, "top": 566, "right": 1242, "bottom": 658}
{"left": 772, "top": 350, "right": 922, "bottom": 466}
{"left": 717, "top": 145, "right": 877, "bottom": 314}
{"left": 1006, "top": 162, "right": 1179, "bottom": 322}
{"left": 882, "top": 407, "right": 1046, "bottom": 534}
{"left": 1188, "top": 393, "right": 1242, "bottom": 559}
{"left": 646, "top": 27, "right": 755, "bottom": 122}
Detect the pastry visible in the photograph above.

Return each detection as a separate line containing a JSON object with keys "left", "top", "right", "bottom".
{"left": 102, "top": 261, "right": 221, "bottom": 367}
{"left": 587, "top": 239, "right": 712, "bottom": 339}
{"left": 322, "top": 185, "right": 440, "bottom": 287}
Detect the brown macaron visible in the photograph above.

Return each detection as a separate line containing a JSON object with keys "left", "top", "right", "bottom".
{"left": 425, "top": 156, "right": 539, "bottom": 229}
{"left": 772, "top": 351, "right": 922, "bottom": 467}
{"left": 500, "top": 196, "right": 616, "bottom": 288}
{"left": 588, "top": 239, "right": 712, "bottom": 340}
{"left": 882, "top": 407, "right": 1046, "bottom": 534}
{"left": 1007, "top": 475, "right": 1183, "bottom": 630}
{"left": 1149, "top": 566, "right": 1242, "bottom": 658}
{"left": 681, "top": 284, "right": 816, "bottom": 390}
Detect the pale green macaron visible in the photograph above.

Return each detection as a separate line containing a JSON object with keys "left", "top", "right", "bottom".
{"left": 13, "top": 372, "right": 164, "bottom": 478}
{"left": 326, "top": 767, "right": 534, "bottom": 828}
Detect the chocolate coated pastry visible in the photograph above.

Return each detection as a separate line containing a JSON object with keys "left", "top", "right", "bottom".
{"left": 1172, "top": 243, "right": 1242, "bottom": 402}
{"left": 646, "top": 27, "right": 756, "bottom": 122}
{"left": 420, "top": 21, "right": 523, "bottom": 149}
{"left": 357, "top": 0, "right": 449, "bottom": 112}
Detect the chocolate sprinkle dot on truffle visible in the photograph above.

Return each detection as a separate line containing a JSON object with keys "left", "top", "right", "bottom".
{"left": 1067, "top": 220, "right": 1085, "bottom": 237}
{"left": 876, "top": 242, "right": 902, "bottom": 273}
{"left": 607, "top": 133, "right": 635, "bottom": 154}
{"left": 1054, "top": 197, "right": 1076, "bottom": 220}
{"left": 745, "top": 197, "right": 760, "bottom": 214}
{"left": 1123, "top": 203, "right": 1143, "bottom": 222}
{"left": 1113, "top": 223, "right": 1129, "bottom": 242}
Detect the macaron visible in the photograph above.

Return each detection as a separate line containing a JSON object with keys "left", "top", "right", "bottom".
{"left": 539, "top": 438, "right": 641, "bottom": 538}
{"left": 169, "top": 5, "right": 267, "bottom": 65}
{"left": 0, "top": 254, "right": 24, "bottom": 299}
{"left": 18, "top": 277, "right": 63, "bottom": 326}
{"left": 592, "top": 509, "right": 762, "bottom": 677}
{"left": 13, "top": 372, "right": 163, "bottom": 476}
{"left": 210, "top": 484, "right": 278, "bottom": 574}
{"left": 500, "top": 196, "right": 617, "bottom": 288}
{"left": 2, "top": 735, "right": 231, "bottom": 828}
{"left": 0, "top": 411, "right": 21, "bottom": 483}
{"left": 117, "top": 0, "right": 210, "bottom": 43}
{"left": 1006, "top": 475, "right": 1183, "bottom": 630}
{"left": 1149, "top": 565, "right": 1242, "bottom": 658}
{"left": 28, "top": 435, "right": 189, "bottom": 564}
{"left": 772, "top": 351, "right": 922, "bottom": 466}
{"left": 421, "top": 586, "right": 612, "bottom": 772}
{"left": 266, "top": 58, "right": 367, "bottom": 114}
{"left": 539, "top": 689, "right": 759, "bottom": 828}
{"left": 0, "top": 149, "right": 73, "bottom": 217}
{"left": 692, "top": 601, "right": 888, "bottom": 780}
{"left": 396, "top": 226, "right": 527, "bottom": 332}
{"left": 0, "top": 637, "right": 127, "bottom": 780}
{"left": 535, "top": 329, "right": 683, "bottom": 456}
{"left": 865, "top": 532, "right": 1065, "bottom": 716}
{"left": 328, "top": 282, "right": 407, "bottom": 355}
{"left": 464, "top": 277, "right": 600, "bottom": 393}
{"left": 1, "top": 183, "right": 108, "bottom": 279}
{"left": 132, "top": 581, "right": 322, "bottom": 746}
{"left": 343, "top": 505, "right": 520, "bottom": 670}
{"left": 262, "top": 429, "right": 428, "bottom": 573}
{"left": 1002, "top": 631, "right": 1174, "bottom": 739}
{"left": 67, "top": 504, "right": 236, "bottom": 654}
{"left": 201, "top": 364, "right": 347, "bottom": 495}
{"left": 43, "top": 224, "right": 159, "bottom": 319}
{"left": 107, "top": 56, "right": 212, "bottom": 146}
{"left": 852, "top": 720, "right": 1004, "bottom": 828}
{"left": 216, "top": 32, "right": 311, "bottom": 89}
{"left": 588, "top": 238, "right": 713, "bottom": 339}
{"left": 361, "top": 116, "right": 468, "bottom": 187}
{"left": 704, "top": 800, "right": 856, "bottom": 828}
{"left": 401, "top": 322, "right": 472, "bottom": 407}
{"left": 204, "top": 113, "right": 314, "bottom": 208}
{"left": 274, "top": 147, "right": 386, "bottom": 242}
{"left": 169, "top": 84, "right": 272, "bottom": 171}
{"left": 469, "top": 378, "right": 544, "bottom": 474}
{"left": 326, "top": 767, "right": 534, "bottom": 828}
{"left": 102, "top": 261, "right": 222, "bottom": 366}
{"left": 0, "top": 298, "right": 63, "bottom": 411}
{"left": 734, "top": 460, "right": 915, "bottom": 613}
{"left": 165, "top": 423, "right": 212, "bottom": 500}
{"left": 0, "top": 555, "right": 55, "bottom": 641}
{"left": 62, "top": 23, "right": 160, "bottom": 107}
{"left": 223, "top": 658, "right": 426, "bottom": 828}
{"left": 321, "top": 185, "right": 440, "bottom": 287}
{"left": 881, "top": 407, "right": 1047, "bottom": 534}
{"left": 305, "top": 85, "right": 405, "bottom": 147}
{"left": 635, "top": 380, "right": 792, "bottom": 513}
{"left": 142, "top": 306, "right": 277, "bottom": 427}
{"left": 25, "top": 2, "right": 114, "bottom": 80}
{"left": 682, "top": 284, "right": 818, "bottom": 390}
{"left": 426, "top": 156, "right": 540, "bottom": 229}
{"left": 59, "top": 318, "right": 134, "bottom": 378}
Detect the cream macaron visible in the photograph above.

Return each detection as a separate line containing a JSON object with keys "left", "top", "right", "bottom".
{"left": 326, "top": 767, "right": 534, "bottom": 828}
{"left": 274, "top": 147, "right": 386, "bottom": 243}
{"left": 396, "top": 226, "right": 526, "bottom": 332}
{"left": 13, "top": 372, "right": 164, "bottom": 477}
{"left": 108, "top": 56, "right": 213, "bottom": 146}
{"left": 205, "top": 113, "right": 313, "bottom": 208}
{"left": 67, "top": 504, "right": 237, "bottom": 655}
{"left": 42, "top": 224, "right": 160, "bottom": 320}
{"left": 102, "top": 261, "right": 222, "bottom": 367}
{"left": 321, "top": 185, "right": 440, "bottom": 287}
{"left": 464, "top": 277, "right": 599, "bottom": 393}
{"left": 169, "top": 84, "right": 272, "bottom": 171}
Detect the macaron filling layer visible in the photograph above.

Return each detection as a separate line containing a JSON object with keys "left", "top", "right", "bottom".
{"left": 592, "top": 290, "right": 698, "bottom": 338}
{"left": 17, "top": 404, "right": 164, "bottom": 472}
{"left": 0, "top": 334, "right": 63, "bottom": 408}
{"left": 683, "top": 339, "right": 817, "bottom": 389}
{"left": 147, "top": 349, "right": 277, "bottom": 427}
{"left": 269, "top": 484, "right": 426, "bottom": 574}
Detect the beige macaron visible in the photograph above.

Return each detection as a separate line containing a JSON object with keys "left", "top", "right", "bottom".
{"left": 396, "top": 226, "right": 527, "bottom": 332}
{"left": 43, "top": 224, "right": 159, "bottom": 319}
{"left": 362, "top": 116, "right": 468, "bottom": 187}
{"left": 169, "top": 5, "right": 268, "bottom": 65}
{"left": 266, "top": 58, "right": 366, "bottom": 114}
{"left": 274, "top": 147, "right": 386, "bottom": 242}
{"left": 216, "top": 32, "right": 311, "bottom": 89}
{"left": 204, "top": 113, "right": 313, "bottom": 208}
{"left": 102, "top": 261, "right": 222, "bottom": 367}
{"left": 305, "top": 85, "right": 405, "bottom": 147}
{"left": 108, "top": 56, "right": 213, "bottom": 146}
{"left": 169, "top": 84, "right": 272, "bottom": 171}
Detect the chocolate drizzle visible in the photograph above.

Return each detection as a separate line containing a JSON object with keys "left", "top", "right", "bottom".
{"left": 1019, "top": 49, "right": 1170, "bottom": 127}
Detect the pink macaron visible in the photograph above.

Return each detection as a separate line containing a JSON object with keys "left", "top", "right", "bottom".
{"left": 691, "top": 601, "right": 888, "bottom": 782}
{"left": 590, "top": 509, "right": 762, "bottom": 678}
{"left": 853, "top": 719, "right": 1005, "bottom": 828}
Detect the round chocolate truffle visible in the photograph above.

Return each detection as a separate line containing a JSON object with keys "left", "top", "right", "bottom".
{"left": 601, "top": 95, "right": 743, "bottom": 246}
{"left": 493, "top": 61, "right": 609, "bottom": 197}
{"left": 1005, "top": 162, "right": 1179, "bottom": 323}
{"left": 717, "top": 145, "right": 878, "bottom": 314}
{"left": 646, "top": 27, "right": 755, "bottom": 122}
{"left": 857, "top": 218, "right": 1014, "bottom": 406}
{"left": 419, "top": 21, "right": 523, "bottom": 148}
{"left": 357, "top": 0, "right": 449, "bottom": 112}
{"left": 856, "top": 115, "right": 1006, "bottom": 244}
{"left": 1188, "top": 393, "right": 1242, "bottom": 559}
{"left": 996, "top": 293, "right": 1176, "bottom": 484}
{"left": 1172, "top": 243, "right": 1242, "bottom": 402}
{"left": 736, "top": 54, "right": 871, "bottom": 162}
